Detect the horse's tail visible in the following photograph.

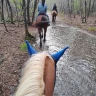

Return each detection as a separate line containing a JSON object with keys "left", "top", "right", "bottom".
{"left": 41, "top": 16, "right": 48, "bottom": 21}
{"left": 52, "top": 11, "right": 57, "bottom": 16}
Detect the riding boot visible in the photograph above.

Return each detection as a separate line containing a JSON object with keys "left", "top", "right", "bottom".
{"left": 48, "top": 22, "right": 50, "bottom": 26}
{"left": 48, "top": 20, "right": 50, "bottom": 26}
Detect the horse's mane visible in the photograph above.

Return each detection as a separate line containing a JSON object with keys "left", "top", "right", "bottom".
{"left": 15, "top": 52, "right": 52, "bottom": 96}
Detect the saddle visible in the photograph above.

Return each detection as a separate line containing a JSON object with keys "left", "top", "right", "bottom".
{"left": 33, "top": 14, "right": 49, "bottom": 27}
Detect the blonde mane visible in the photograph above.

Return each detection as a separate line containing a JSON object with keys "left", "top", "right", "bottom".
{"left": 15, "top": 52, "right": 52, "bottom": 96}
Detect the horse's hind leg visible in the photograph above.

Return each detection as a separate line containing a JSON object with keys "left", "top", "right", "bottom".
{"left": 55, "top": 16, "right": 56, "bottom": 22}
{"left": 43, "top": 27, "right": 47, "bottom": 42}
{"left": 52, "top": 15, "right": 54, "bottom": 22}
{"left": 38, "top": 28, "right": 42, "bottom": 48}
{"left": 41, "top": 29, "right": 43, "bottom": 38}
{"left": 53, "top": 15, "right": 55, "bottom": 22}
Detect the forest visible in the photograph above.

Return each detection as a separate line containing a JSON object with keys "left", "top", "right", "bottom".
{"left": 0, "top": 0, "right": 96, "bottom": 96}
{"left": 47, "top": 0, "right": 96, "bottom": 33}
{"left": 0, "top": 0, "right": 96, "bottom": 35}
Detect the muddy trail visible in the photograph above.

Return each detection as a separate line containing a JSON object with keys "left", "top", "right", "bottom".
{"left": 0, "top": 12, "right": 96, "bottom": 96}
{"left": 35, "top": 13, "right": 96, "bottom": 96}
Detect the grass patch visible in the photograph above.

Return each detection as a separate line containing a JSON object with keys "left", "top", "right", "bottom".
{"left": 20, "top": 42, "right": 27, "bottom": 52}
{"left": 88, "top": 27, "right": 96, "bottom": 32}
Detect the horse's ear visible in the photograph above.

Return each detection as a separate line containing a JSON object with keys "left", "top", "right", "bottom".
{"left": 51, "top": 46, "right": 69, "bottom": 63}
{"left": 25, "top": 40, "right": 37, "bottom": 56}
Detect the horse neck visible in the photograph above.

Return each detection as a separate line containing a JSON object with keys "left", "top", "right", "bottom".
{"left": 15, "top": 53, "right": 50, "bottom": 96}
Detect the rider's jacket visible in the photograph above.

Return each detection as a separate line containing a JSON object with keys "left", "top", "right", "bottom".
{"left": 52, "top": 5, "right": 58, "bottom": 12}
{"left": 38, "top": 3, "right": 47, "bottom": 14}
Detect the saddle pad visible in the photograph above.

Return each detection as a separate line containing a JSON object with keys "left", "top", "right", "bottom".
{"left": 51, "top": 11, "right": 58, "bottom": 16}
{"left": 33, "top": 15, "right": 49, "bottom": 27}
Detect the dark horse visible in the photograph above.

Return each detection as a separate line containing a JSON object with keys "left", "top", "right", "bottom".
{"left": 52, "top": 11, "right": 58, "bottom": 23}
{"left": 33, "top": 15, "right": 49, "bottom": 48}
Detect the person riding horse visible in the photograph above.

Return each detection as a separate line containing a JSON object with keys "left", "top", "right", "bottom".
{"left": 33, "top": 0, "right": 50, "bottom": 48}
{"left": 36, "top": 0, "right": 50, "bottom": 26}
{"left": 52, "top": 4, "right": 58, "bottom": 22}
{"left": 52, "top": 3, "right": 58, "bottom": 13}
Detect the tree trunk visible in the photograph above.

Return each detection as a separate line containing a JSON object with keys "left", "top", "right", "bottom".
{"left": 32, "top": 0, "right": 38, "bottom": 24}
{"left": 71, "top": 0, "right": 76, "bottom": 18}
{"left": 0, "top": 2, "right": 1, "bottom": 16}
{"left": 87, "top": 0, "right": 91, "bottom": 17}
{"left": 68, "top": 0, "right": 71, "bottom": 18}
{"left": 6, "top": 0, "right": 10, "bottom": 18}
{"left": 1, "top": 0, "right": 3, "bottom": 21}
{"left": 23, "top": 0, "right": 34, "bottom": 38}
{"left": 80, "top": 0, "right": 83, "bottom": 18}
{"left": 23, "top": 0, "right": 28, "bottom": 36}
{"left": 6, "top": 0, "right": 14, "bottom": 24}
{"left": 27, "top": 0, "right": 31, "bottom": 25}
{"left": 91, "top": 0, "right": 95, "bottom": 13}
{"left": 71, "top": 0, "right": 73, "bottom": 14}
{"left": 80, "top": 0, "right": 84, "bottom": 23}
{"left": 85, "top": 0, "right": 87, "bottom": 23}
{"left": 1, "top": 0, "right": 8, "bottom": 31}
{"left": 13, "top": 0, "right": 19, "bottom": 27}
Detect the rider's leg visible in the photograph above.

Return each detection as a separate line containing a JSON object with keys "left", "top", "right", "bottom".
{"left": 45, "top": 14, "right": 49, "bottom": 21}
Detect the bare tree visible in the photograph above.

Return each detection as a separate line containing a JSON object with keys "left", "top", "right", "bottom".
{"left": 6, "top": 1, "right": 10, "bottom": 18}
{"left": 13, "top": 0, "right": 19, "bottom": 27}
{"left": 87, "top": 0, "right": 91, "bottom": 17}
{"left": 68, "top": 0, "right": 71, "bottom": 18}
{"left": 80, "top": 0, "right": 83, "bottom": 22}
{"left": 85, "top": 0, "right": 87, "bottom": 23}
{"left": 22, "top": 0, "right": 34, "bottom": 38}
{"left": 1, "top": 0, "right": 8, "bottom": 31}
{"left": 22, "top": 0, "right": 28, "bottom": 36}
{"left": 6, "top": 0, "right": 14, "bottom": 24}
{"left": 91, "top": 0, "right": 96, "bottom": 13}
{"left": 27, "top": 0, "right": 31, "bottom": 25}
{"left": 32, "top": 0, "right": 38, "bottom": 24}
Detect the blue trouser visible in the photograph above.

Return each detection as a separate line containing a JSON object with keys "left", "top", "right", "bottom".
{"left": 36, "top": 13, "right": 50, "bottom": 22}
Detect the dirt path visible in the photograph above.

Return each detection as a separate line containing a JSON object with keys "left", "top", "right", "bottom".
{"left": 0, "top": 12, "right": 96, "bottom": 96}
{"left": 0, "top": 24, "right": 38, "bottom": 96}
